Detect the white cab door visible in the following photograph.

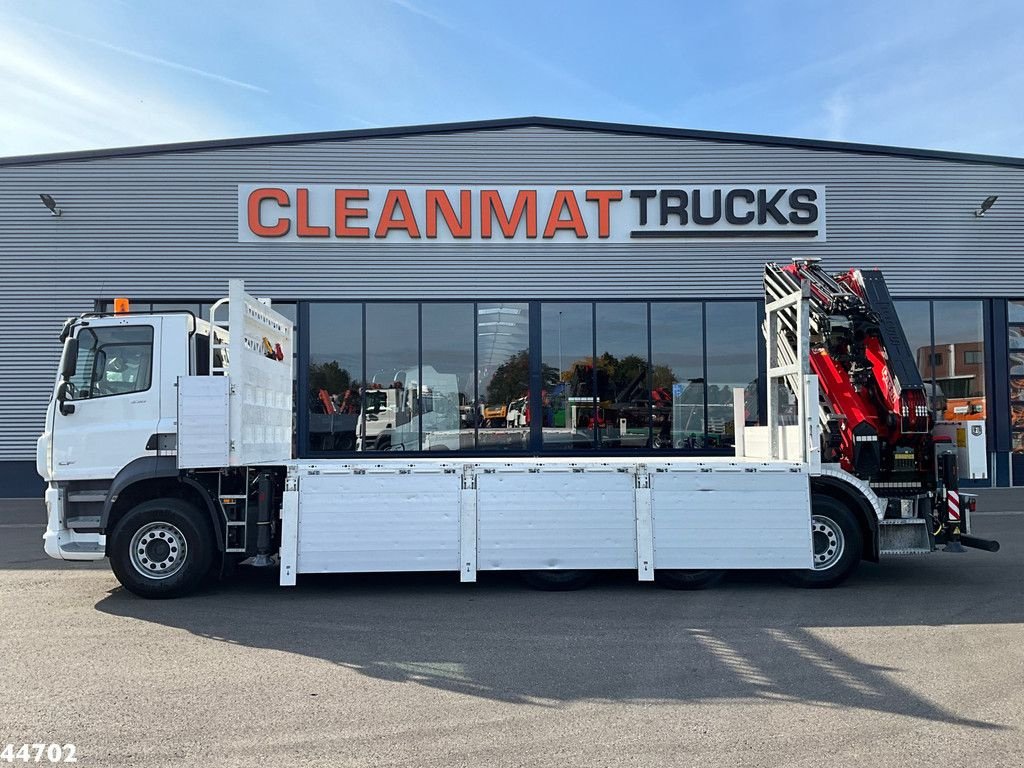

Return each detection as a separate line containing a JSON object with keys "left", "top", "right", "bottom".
{"left": 51, "top": 318, "right": 162, "bottom": 481}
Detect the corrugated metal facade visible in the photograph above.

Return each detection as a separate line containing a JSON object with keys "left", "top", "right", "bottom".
{"left": 1, "top": 121, "right": 1022, "bottom": 467}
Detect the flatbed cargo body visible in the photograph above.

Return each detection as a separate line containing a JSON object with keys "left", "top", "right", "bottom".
{"left": 275, "top": 456, "right": 814, "bottom": 585}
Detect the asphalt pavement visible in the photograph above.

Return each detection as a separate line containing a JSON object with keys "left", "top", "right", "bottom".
{"left": 1, "top": 501, "right": 1022, "bottom": 767}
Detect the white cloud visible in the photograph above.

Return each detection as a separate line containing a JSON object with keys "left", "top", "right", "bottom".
{"left": 823, "top": 91, "right": 850, "bottom": 141}
{"left": 0, "top": 22, "right": 240, "bottom": 156}
{"left": 386, "top": 0, "right": 457, "bottom": 31}
{"left": 30, "top": 19, "right": 269, "bottom": 93}
{"left": 383, "top": 0, "right": 665, "bottom": 124}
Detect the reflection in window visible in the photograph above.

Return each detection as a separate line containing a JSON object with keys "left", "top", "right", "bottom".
{"left": 422, "top": 304, "right": 475, "bottom": 450}
{"left": 477, "top": 302, "right": 530, "bottom": 451}
{"left": 302, "top": 299, "right": 765, "bottom": 457}
{"left": 596, "top": 303, "right": 649, "bottom": 449}
{"left": 272, "top": 303, "right": 297, "bottom": 323}
{"left": 897, "top": 300, "right": 988, "bottom": 422}
{"left": 1011, "top": 376, "right": 1024, "bottom": 403}
{"left": 1009, "top": 301, "right": 1024, "bottom": 467}
{"left": 364, "top": 303, "right": 419, "bottom": 451}
{"left": 651, "top": 303, "right": 704, "bottom": 449}
{"left": 542, "top": 303, "right": 594, "bottom": 451}
{"left": 1009, "top": 326, "right": 1024, "bottom": 351}
{"left": 705, "top": 302, "right": 758, "bottom": 449}
{"left": 895, "top": 300, "right": 933, "bottom": 407}
{"left": 307, "top": 304, "right": 362, "bottom": 452}
{"left": 1009, "top": 301, "right": 1024, "bottom": 324}
{"left": 933, "top": 300, "right": 985, "bottom": 419}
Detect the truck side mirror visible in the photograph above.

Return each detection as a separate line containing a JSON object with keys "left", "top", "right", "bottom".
{"left": 56, "top": 380, "right": 76, "bottom": 415}
{"left": 59, "top": 337, "right": 79, "bottom": 380}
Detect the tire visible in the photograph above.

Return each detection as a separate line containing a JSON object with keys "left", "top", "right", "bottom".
{"left": 654, "top": 569, "right": 725, "bottom": 590}
{"left": 109, "top": 497, "right": 215, "bottom": 599}
{"left": 522, "top": 570, "right": 593, "bottom": 591}
{"left": 785, "top": 494, "right": 862, "bottom": 588}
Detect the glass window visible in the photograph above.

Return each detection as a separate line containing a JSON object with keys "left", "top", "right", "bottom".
{"left": 364, "top": 303, "right": 419, "bottom": 452}
{"left": 1009, "top": 301, "right": 1024, "bottom": 475}
{"left": 933, "top": 300, "right": 985, "bottom": 419}
{"left": 68, "top": 326, "right": 153, "bottom": 400}
{"left": 307, "top": 304, "right": 362, "bottom": 452}
{"left": 896, "top": 300, "right": 988, "bottom": 422}
{"left": 1009, "top": 301, "right": 1024, "bottom": 324}
{"left": 1013, "top": 405, "right": 1024, "bottom": 439}
{"left": 421, "top": 304, "right": 475, "bottom": 451}
{"left": 1013, "top": 354, "right": 1024, "bottom": 377}
{"left": 596, "top": 303, "right": 649, "bottom": 449}
{"left": 705, "top": 302, "right": 758, "bottom": 450}
{"left": 273, "top": 303, "right": 297, "bottom": 323}
{"left": 895, "top": 300, "right": 933, "bottom": 403}
{"left": 650, "top": 302, "right": 704, "bottom": 450}
{"left": 477, "top": 302, "right": 530, "bottom": 451}
{"left": 1012, "top": 430, "right": 1024, "bottom": 453}
{"left": 542, "top": 303, "right": 594, "bottom": 451}
{"left": 1011, "top": 376, "right": 1024, "bottom": 403}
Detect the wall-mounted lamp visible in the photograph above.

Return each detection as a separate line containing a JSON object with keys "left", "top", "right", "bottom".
{"left": 974, "top": 195, "right": 998, "bottom": 217}
{"left": 39, "top": 193, "right": 62, "bottom": 217}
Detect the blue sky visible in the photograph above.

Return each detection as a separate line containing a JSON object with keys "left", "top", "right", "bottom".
{"left": 1, "top": 0, "right": 1021, "bottom": 158}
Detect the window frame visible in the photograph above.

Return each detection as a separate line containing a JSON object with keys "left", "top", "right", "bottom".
{"left": 69, "top": 325, "right": 155, "bottom": 401}
{"left": 298, "top": 296, "right": 766, "bottom": 459}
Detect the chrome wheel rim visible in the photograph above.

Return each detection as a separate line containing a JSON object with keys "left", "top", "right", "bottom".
{"left": 811, "top": 515, "right": 844, "bottom": 570}
{"left": 129, "top": 521, "right": 187, "bottom": 580}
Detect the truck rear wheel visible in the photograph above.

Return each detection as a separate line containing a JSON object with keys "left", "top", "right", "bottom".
{"left": 785, "top": 494, "right": 861, "bottom": 588}
{"left": 109, "top": 497, "right": 214, "bottom": 599}
{"left": 654, "top": 569, "right": 724, "bottom": 590}
{"left": 522, "top": 569, "right": 593, "bottom": 591}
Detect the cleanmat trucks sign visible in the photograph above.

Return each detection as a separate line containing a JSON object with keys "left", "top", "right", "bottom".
{"left": 238, "top": 184, "right": 826, "bottom": 243}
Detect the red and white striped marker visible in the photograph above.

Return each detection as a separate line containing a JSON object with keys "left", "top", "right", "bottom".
{"left": 947, "top": 490, "right": 961, "bottom": 522}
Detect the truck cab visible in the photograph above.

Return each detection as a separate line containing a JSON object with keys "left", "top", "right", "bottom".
{"left": 38, "top": 310, "right": 196, "bottom": 561}
{"left": 39, "top": 284, "right": 293, "bottom": 597}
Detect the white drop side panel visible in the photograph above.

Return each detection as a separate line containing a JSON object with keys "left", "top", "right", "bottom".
{"left": 651, "top": 467, "right": 813, "bottom": 569}
{"left": 227, "top": 280, "right": 294, "bottom": 465}
{"left": 476, "top": 467, "right": 637, "bottom": 570}
{"left": 295, "top": 470, "right": 461, "bottom": 573}
{"left": 177, "top": 376, "right": 230, "bottom": 468}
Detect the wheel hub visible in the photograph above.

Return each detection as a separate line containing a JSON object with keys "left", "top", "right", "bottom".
{"left": 129, "top": 522, "right": 187, "bottom": 580}
{"left": 146, "top": 538, "right": 171, "bottom": 562}
{"left": 811, "top": 515, "right": 845, "bottom": 570}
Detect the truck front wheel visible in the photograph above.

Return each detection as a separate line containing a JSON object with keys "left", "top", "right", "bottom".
{"left": 785, "top": 494, "right": 861, "bottom": 588}
{"left": 109, "top": 498, "right": 215, "bottom": 599}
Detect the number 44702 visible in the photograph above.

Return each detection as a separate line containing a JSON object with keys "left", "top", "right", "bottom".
{"left": 0, "top": 745, "right": 76, "bottom": 763}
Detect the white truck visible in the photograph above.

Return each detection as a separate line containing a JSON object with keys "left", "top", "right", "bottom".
{"left": 37, "top": 271, "right": 998, "bottom": 599}
{"left": 354, "top": 386, "right": 401, "bottom": 451}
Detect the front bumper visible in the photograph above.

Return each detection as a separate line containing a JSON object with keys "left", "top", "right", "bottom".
{"left": 42, "top": 485, "right": 105, "bottom": 561}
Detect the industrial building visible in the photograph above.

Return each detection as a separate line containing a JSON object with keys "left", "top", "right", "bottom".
{"left": 2, "top": 117, "right": 1021, "bottom": 496}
